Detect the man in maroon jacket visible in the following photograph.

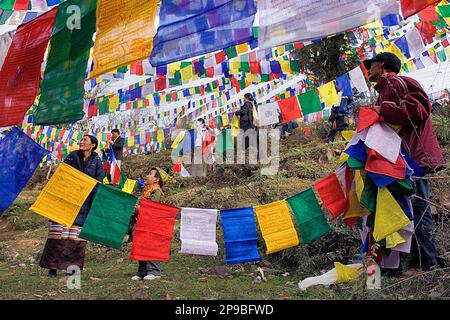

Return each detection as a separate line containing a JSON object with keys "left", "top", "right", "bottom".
{"left": 364, "top": 52, "right": 446, "bottom": 272}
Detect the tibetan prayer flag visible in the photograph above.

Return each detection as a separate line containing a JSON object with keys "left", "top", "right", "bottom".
{"left": 286, "top": 188, "right": 331, "bottom": 244}
{"left": 373, "top": 187, "right": 411, "bottom": 242}
{"left": 336, "top": 74, "right": 353, "bottom": 98}
{"left": 365, "top": 149, "right": 406, "bottom": 180}
{"left": 277, "top": 96, "right": 302, "bottom": 122}
{"left": 400, "top": 0, "right": 440, "bottom": 19}
{"left": 258, "top": 103, "right": 280, "bottom": 126}
{"left": 318, "top": 81, "right": 339, "bottom": 107}
{"left": 0, "top": 128, "right": 49, "bottom": 212}
{"left": 34, "top": 0, "right": 97, "bottom": 125}
{"left": 216, "top": 129, "right": 233, "bottom": 154}
{"left": 254, "top": 200, "right": 299, "bottom": 254}
{"left": 30, "top": 163, "right": 98, "bottom": 227}
{"left": 220, "top": 207, "right": 260, "bottom": 265}
{"left": 357, "top": 107, "right": 381, "bottom": 133}
{"left": 258, "top": 0, "right": 399, "bottom": 49}
{"left": 150, "top": 0, "right": 257, "bottom": 66}
{"left": 0, "top": 9, "right": 57, "bottom": 127}
{"left": 297, "top": 90, "right": 322, "bottom": 115}
{"left": 122, "top": 179, "right": 137, "bottom": 194}
{"left": 179, "top": 208, "right": 218, "bottom": 256}
{"left": 334, "top": 262, "right": 360, "bottom": 283}
{"left": 79, "top": 184, "right": 137, "bottom": 249}
{"left": 313, "top": 173, "right": 347, "bottom": 220}
{"left": 89, "top": 0, "right": 158, "bottom": 78}
{"left": 130, "top": 199, "right": 179, "bottom": 261}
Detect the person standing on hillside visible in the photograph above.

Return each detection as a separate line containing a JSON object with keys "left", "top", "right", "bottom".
{"left": 364, "top": 52, "right": 446, "bottom": 272}
{"left": 102, "top": 129, "right": 124, "bottom": 169}
{"left": 326, "top": 83, "right": 355, "bottom": 143}
{"left": 39, "top": 135, "right": 104, "bottom": 277}
{"left": 129, "top": 167, "right": 169, "bottom": 281}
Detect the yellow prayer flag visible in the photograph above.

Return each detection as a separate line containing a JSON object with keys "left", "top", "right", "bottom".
{"left": 128, "top": 136, "right": 135, "bottom": 147}
{"left": 364, "top": 20, "right": 383, "bottom": 29}
{"left": 222, "top": 113, "right": 230, "bottom": 127}
{"left": 382, "top": 43, "right": 407, "bottom": 63}
{"left": 30, "top": 163, "right": 99, "bottom": 227}
{"left": 180, "top": 65, "right": 193, "bottom": 82}
{"left": 373, "top": 188, "right": 411, "bottom": 242}
{"left": 344, "top": 179, "right": 371, "bottom": 219}
{"left": 157, "top": 128, "right": 165, "bottom": 143}
{"left": 231, "top": 115, "right": 240, "bottom": 138}
{"left": 168, "top": 61, "right": 181, "bottom": 76}
{"left": 254, "top": 200, "right": 299, "bottom": 254}
{"left": 109, "top": 95, "right": 119, "bottom": 112}
{"left": 334, "top": 262, "right": 360, "bottom": 283}
{"left": 341, "top": 130, "right": 355, "bottom": 142}
{"left": 229, "top": 62, "right": 240, "bottom": 74}
{"left": 236, "top": 43, "right": 248, "bottom": 55}
{"left": 338, "top": 146, "right": 350, "bottom": 164}
{"left": 171, "top": 130, "right": 185, "bottom": 149}
{"left": 386, "top": 232, "right": 406, "bottom": 249}
{"left": 90, "top": 0, "right": 158, "bottom": 79}
{"left": 318, "top": 81, "right": 340, "bottom": 107}
{"left": 279, "top": 60, "right": 290, "bottom": 74}
{"left": 122, "top": 179, "right": 137, "bottom": 194}
{"left": 355, "top": 170, "right": 364, "bottom": 201}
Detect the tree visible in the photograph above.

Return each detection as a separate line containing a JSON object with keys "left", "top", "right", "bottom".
{"left": 292, "top": 33, "right": 361, "bottom": 85}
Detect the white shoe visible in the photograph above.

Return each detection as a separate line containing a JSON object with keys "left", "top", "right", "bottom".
{"left": 131, "top": 275, "right": 142, "bottom": 281}
{"left": 143, "top": 274, "right": 161, "bottom": 281}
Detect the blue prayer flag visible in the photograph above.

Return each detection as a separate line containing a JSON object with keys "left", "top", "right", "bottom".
{"left": 0, "top": 128, "right": 49, "bottom": 212}
{"left": 336, "top": 73, "right": 353, "bottom": 98}
{"left": 220, "top": 207, "right": 260, "bottom": 265}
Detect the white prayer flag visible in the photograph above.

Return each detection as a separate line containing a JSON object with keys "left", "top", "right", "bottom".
{"left": 364, "top": 122, "right": 402, "bottom": 164}
{"left": 348, "top": 67, "right": 370, "bottom": 94}
{"left": 179, "top": 208, "right": 218, "bottom": 256}
{"left": 258, "top": 103, "right": 280, "bottom": 126}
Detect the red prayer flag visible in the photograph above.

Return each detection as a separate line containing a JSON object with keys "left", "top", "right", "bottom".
{"left": 416, "top": 21, "right": 437, "bottom": 45}
{"left": 130, "top": 199, "right": 179, "bottom": 261}
{"left": 215, "top": 51, "right": 226, "bottom": 64}
{"left": 155, "top": 76, "right": 166, "bottom": 91}
{"left": 14, "top": 0, "right": 30, "bottom": 10}
{"left": 419, "top": 4, "right": 439, "bottom": 21}
{"left": 249, "top": 61, "right": 261, "bottom": 74}
{"left": 0, "top": 8, "right": 57, "bottom": 127}
{"left": 365, "top": 149, "right": 406, "bottom": 180}
{"left": 357, "top": 107, "right": 383, "bottom": 132}
{"left": 400, "top": 0, "right": 440, "bottom": 19}
{"left": 130, "top": 61, "right": 143, "bottom": 75}
{"left": 277, "top": 96, "right": 302, "bottom": 122}
{"left": 313, "top": 173, "right": 347, "bottom": 221}
{"left": 206, "top": 67, "right": 214, "bottom": 78}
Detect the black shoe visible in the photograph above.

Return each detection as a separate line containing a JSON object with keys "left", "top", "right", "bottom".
{"left": 48, "top": 269, "right": 57, "bottom": 277}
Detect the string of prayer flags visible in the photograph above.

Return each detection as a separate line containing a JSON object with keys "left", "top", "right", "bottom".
{"left": 297, "top": 90, "right": 322, "bottom": 116}
{"left": 30, "top": 163, "right": 99, "bottom": 227}
{"left": 220, "top": 207, "right": 261, "bottom": 265}
{"left": 254, "top": 200, "right": 299, "bottom": 254}
{"left": 0, "top": 8, "right": 57, "bottom": 127}
{"left": 400, "top": 0, "right": 441, "bottom": 19}
{"left": 286, "top": 188, "right": 331, "bottom": 244}
{"left": 313, "top": 173, "right": 347, "bottom": 221}
{"left": 89, "top": 0, "right": 158, "bottom": 79}
{"left": 34, "top": 0, "right": 98, "bottom": 125}
{"left": 150, "top": 0, "right": 257, "bottom": 66}
{"left": 179, "top": 208, "right": 219, "bottom": 256}
{"left": 79, "top": 184, "right": 137, "bottom": 249}
{"left": 277, "top": 96, "right": 302, "bottom": 122}
{"left": 373, "top": 187, "right": 411, "bottom": 242}
{"left": 257, "top": 0, "right": 399, "bottom": 49}
{"left": 130, "top": 199, "right": 179, "bottom": 261}
{"left": 0, "top": 128, "right": 49, "bottom": 212}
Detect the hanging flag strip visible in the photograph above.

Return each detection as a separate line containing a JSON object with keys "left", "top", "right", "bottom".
{"left": 179, "top": 207, "right": 219, "bottom": 256}
{"left": 79, "top": 184, "right": 137, "bottom": 249}
{"left": 254, "top": 200, "right": 299, "bottom": 254}
{"left": 220, "top": 207, "right": 261, "bottom": 265}
{"left": 150, "top": 0, "right": 257, "bottom": 66}
{"left": 34, "top": 0, "right": 97, "bottom": 125}
{"left": 30, "top": 163, "right": 99, "bottom": 227}
{"left": 313, "top": 173, "right": 347, "bottom": 221}
{"left": 0, "top": 8, "right": 57, "bottom": 127}
{"left": 89, "top": 0, "right": 158, "bottom": 79}
{"left": 286, "top": 188, "right": 331, "bottom": 244}
{"left": 130, "top": 199, "right": 179, "bottom": 261}
{"left": 0, "top": 128, "right": 49, "bottom": 212}
{"left": 257, "top": 0, "right": 400, "bottom": 49}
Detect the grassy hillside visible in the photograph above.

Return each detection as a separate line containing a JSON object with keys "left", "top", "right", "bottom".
{"left": 1, "top": 122, "right": 449, "bottom": 300}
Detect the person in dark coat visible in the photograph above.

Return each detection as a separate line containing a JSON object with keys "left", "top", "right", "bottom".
{"left": 235, "top": 93, "right": 259, "bottom": 153}
{"left": 364, "top": 52, "right": 446, "bottom": 272}
{"left": 39, "top": 135, "right": 104, "bottom": 277}
{"left": 102, "top": 128, "right": 124, "bottom": 168}
{"left": 327, "top": 83, "right": 355, "bottom": 143}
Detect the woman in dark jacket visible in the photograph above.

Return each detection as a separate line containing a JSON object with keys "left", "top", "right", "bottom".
{"left": 39, "top": 134, "right": 104, "bottom": 277}
{"left": 235, "top": 93, "right": 259, "bottom": 152}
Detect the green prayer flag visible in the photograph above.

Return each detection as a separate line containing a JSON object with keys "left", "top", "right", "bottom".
{"left": 117, "top": 66, "right": 128, "bottom": 73}
{"left": 436, "top": 50, "right": 447, "bottom": 62}
{"left": 290, "top": 60, "right": 300, "bottom": 73}
{"left": 98, "top": 97, "right": 109, "bottom": 115}
{"left": 0, "top": 0, "right": 14, "bottom": 10}
{"left": 0, "top": 9, "right": 13, "bottom": 24}
{"left": 252, "top": 26, "right": 259, "bottom": 38}
{"left": 34, "top": 0, "right": 97, "bottom": 125}
{"left": 286, "top": 188, "right": 331, "bottom": 244}
{"left": 79, "top": 184, "right": 137, "bottom": 249}
{"left": 361, "top": 175, "right": 377, "bottom": 213}
{"left": 260, "top": 74, "right": 270, "bottom": 82}
{"left": 226, "top": 46, "right": 238, "bottom": 59}
{"left": 216, "top": 129, "right": 233, "bottom": 154}
{"left": 240, "top": 62, "right": 250, "bottom": 73}
{"left": 297, "top": 90, "right": 322, "bottom": 115}
{"left": 437, "top": 5, "right": 450, "bottom": 18}
{"left": 195, "top": 86, "right": 200, "bottom": 94}
{"left": 347, "top": 157, "right": 365, "bottom": 169}
{"left": 388, "top": 178, "right": 414, "bottom": 196}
